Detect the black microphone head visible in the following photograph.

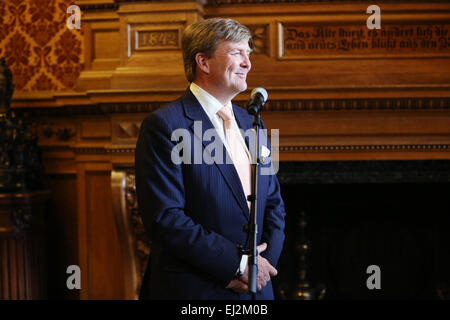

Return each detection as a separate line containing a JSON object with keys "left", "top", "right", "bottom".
{"left": 250, "top": 87, "right": 268, "bottom": 102}
{"left": 247, "top": 87, "right": 268, "bottom": 115}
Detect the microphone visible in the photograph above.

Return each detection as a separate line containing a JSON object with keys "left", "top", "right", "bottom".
{"left": 246, "top": 87, "right": 268, "bottom": 115}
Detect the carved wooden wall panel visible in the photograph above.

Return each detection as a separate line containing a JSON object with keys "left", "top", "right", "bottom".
{"left": 76, "top": 1, "right": 204, "bottom": 90}
{"left": 279, "top": 23, "right": 450, "bottom": 59}
{"left": 77, "top": 163, "right": 127, "bottom": 299}
{"left": 0, "top": 191, "right": 51, "bottom": 299}
{"left": 206, "top": 3, "right": 450, "bottom": 91}
{"left": 5, "top": 0, "right": 450, "bottom": 300}
{"left": 45, "top": 174, "right": 79, "bottom": 299}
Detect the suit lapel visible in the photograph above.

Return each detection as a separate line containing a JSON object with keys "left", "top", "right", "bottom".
{"left": 182, "top": 89, "right": 249, "bottom": 216}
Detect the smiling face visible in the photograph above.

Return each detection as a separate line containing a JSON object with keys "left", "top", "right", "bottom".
{"left": 195, "top": 39, "right": 252, "bottom": 104}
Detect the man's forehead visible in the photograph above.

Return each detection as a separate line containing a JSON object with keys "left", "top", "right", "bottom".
{"left": 218, "top": 39, "right": 251, "bottom": 50}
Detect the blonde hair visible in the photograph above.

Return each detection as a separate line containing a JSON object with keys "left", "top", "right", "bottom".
{"left": 181, "top": 18, "right": 252, "bottom": 82}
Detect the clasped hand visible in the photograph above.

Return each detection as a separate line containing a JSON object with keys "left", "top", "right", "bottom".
{"left": 225, "top": 242, "right": 278, "bottom": 293}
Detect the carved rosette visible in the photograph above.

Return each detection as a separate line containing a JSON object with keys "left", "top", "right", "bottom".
{"left": 125, "top": 172, "right": 150, "bottom": 286}
{"left": 247, "top": 25, "right": 268, "bottom": 55}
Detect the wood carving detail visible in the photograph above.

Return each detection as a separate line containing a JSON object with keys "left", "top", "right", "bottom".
{"left": 136, "top": 29, "right": 180, "bottom": 51}
{"left": 40, "top": 122, "right": 76, "bottom": 141}
{"left": 125, "top": 172, "right": 150, "bottom": 290}
{"left": 248, "top": 25, "right": 268, "bottom": 55}
{"left": 262, "top": 97, "right": 450, "bottom": 112}
{"left": 117, "top": 122, "right": 140, "bottom": 139}
{"left": 277, "top": 144, "right": 450, "bottom": 152}
{"left": 16, "top": 98, "right": 450, "bottom": 118}
{"left": 280, "top": 23, "right": 450, "bottom": 59}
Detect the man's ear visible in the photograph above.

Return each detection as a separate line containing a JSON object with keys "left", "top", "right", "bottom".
{"left": 195, "top": 52, "right": 210, "bottom": 75}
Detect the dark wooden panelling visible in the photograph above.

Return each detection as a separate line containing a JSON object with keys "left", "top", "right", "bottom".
{"left": 7, "top": 1, "right": 450, "bottom": 300}
{"left": 0, "top": 235, "right": 28, "bottom": 299}
{"left": 46, "top": 175, "right": 79, "bottom": 299}
{"left": 0, "top": 191, "right": 50, "bottom": 299}
{"left": 85, "top": 171, "right": 125, "bottom": 299}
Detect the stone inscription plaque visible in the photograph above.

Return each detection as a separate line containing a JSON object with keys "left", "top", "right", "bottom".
{"left": 279, "top": 23, "right": 450, "bottom": 59}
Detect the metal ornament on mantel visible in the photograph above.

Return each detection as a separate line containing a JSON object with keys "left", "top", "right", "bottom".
{"left": 279, "top": 211, "right": 327, "bottom": 300}
{"left": 292, "top": 211, "right": 326, "bottom": 300}
{"left": 0, "top": 57, "right": 45, "bottom": 192}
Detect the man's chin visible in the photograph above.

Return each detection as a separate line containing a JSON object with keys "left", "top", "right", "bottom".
{"left": 237, "top": 82, "right": 248, "bottom": 93}
{"left": 228, "top": 82, "right": 247, "bottom": 98}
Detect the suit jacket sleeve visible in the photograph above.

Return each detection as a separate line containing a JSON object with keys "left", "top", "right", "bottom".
{"left": 135, "top": 112, "right": 241, "bottom": 287}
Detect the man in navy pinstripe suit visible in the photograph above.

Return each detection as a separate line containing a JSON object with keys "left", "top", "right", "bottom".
{"left": 135, "top": 18, "right": 286, "bottom": 300}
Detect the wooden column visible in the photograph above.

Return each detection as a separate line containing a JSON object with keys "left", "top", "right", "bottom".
{"left": 77, "top": 0, "right": 205, "bottom": 91}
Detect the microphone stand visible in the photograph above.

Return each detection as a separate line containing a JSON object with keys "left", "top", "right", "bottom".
{"left": 246, "top": 110, "right": 262, "bottom": 300}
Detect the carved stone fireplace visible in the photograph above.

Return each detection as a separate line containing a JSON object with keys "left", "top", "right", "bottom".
{"left": 273, "top": 160, "right": 450, "bottom": 299}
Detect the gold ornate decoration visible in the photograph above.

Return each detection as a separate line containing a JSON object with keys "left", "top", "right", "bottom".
{"left": 111, "top": 169, "right": 150, "bottom": 299}
{"left": 124, "top": 172, "right": 150, "bottom": 290}
{"left": 0, "top": 0, "right": 84, "bottom": 91}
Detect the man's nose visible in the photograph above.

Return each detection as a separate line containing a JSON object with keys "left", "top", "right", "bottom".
{"left": 241, "top": 54, "right": 251, "bottom": 70}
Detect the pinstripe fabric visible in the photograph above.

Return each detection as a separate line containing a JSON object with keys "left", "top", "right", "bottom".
{"left": 135, "top": 88, "right": 286, "bottom": 300}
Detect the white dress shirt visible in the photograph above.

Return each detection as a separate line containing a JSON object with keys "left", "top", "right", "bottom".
{"left": 190, "top": 82, "right": 251, "bottom": 160}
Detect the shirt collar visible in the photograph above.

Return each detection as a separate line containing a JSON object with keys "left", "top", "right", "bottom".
{"left": 190, "top": 82, "right": 233, "bottom": 118}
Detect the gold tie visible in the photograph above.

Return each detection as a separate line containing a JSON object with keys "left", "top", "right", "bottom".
{"left": 217, "top": 105, "right": 252, "bottom": 208}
